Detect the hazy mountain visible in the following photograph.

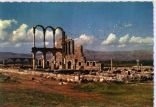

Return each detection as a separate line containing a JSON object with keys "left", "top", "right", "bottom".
{"left": 0, "top": 52, "right": 31, "bottom": 61}
{"left": 0, "top": 49, "right": 153, "bottom": 61}
{"left": 84, "top": 50, "right": 153, "bottom": 61}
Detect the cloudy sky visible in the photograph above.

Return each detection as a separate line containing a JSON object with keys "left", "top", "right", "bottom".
{"left": 0, "top": 2, "right": 153, "bottom": 53}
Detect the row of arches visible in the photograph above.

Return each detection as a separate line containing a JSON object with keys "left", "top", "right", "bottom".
{"left": 4, "top": 58, "right": 32, "bottom": 64}
{"left": 34, "top": 51, "right": 72, "bottom": 70}
{"left": 33, "top": 25, "right": 65, "bottom": 48}
{"left": 32, "top": 25, "right": 66, "bottom": 70}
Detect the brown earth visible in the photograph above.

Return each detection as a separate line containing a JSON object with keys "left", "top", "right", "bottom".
{"left": 0, "top": 72, "right": 103, "bottom": 101}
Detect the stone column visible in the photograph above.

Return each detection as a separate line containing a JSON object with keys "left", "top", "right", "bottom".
{"left": 42, "top": 52, "right": 46, "bottom": 69}
{"left": 32, "top": 52, "right": 36, "bottom": 70}
{"left": 43, "top": 30, "right": 46, "bottom": 48}
{"left": 37, "top": 59, "right": 40, "bottom": 66}
{"left": 70, "top": 40, "right": 72, "bottom": 54}
{"left": 53, "top": 31, "right": 55, "bottom": 48}
{"left": 61, "top": 31, "right": 66, "bottom": 69}
{"left": 72, "top": 40, "right": 74, "bottom": 54}
{"left": 33, "top": 27, "right": 36, "bottom": 47}
{"left": 53, "top": 52, "right": 56, "bottom": 70}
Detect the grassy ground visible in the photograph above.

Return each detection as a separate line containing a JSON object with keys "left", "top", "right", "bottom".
{"left": 74, "top": 82, "right": 153, "bottom": 107}
{"left": 0, "top": 89, "right": 101, "bottom": 107}
{"left": 0, "top": 73, "right": 153, "bottom": 107}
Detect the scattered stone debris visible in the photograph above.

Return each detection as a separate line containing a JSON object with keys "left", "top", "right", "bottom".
{"left": 0, "top": 66, "right": 153, "bottom": 84}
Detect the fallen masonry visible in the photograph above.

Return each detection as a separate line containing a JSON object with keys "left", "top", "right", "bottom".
{"left": 0, "top": 67, "right": 153, "bottom": 84}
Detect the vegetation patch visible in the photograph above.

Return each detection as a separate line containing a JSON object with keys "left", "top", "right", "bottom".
{"left": 0, "top": 73, "right": 20, "bottom": 83}
{"left": 74, "top": 82, "right": 153, "bottom": 107}
{"left": 0, "top": 88, "right": 104, "bottom": 107}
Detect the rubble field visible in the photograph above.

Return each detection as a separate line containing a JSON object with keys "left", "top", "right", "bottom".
{"left": 0, "top": 68, "right": 153, "bottom": 107}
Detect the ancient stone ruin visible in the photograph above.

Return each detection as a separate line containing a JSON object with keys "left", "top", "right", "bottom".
{"left": 32, "top": 25, "right": 101, "bottom": 71}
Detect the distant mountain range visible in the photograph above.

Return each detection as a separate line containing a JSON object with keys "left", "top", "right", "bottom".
{"left": 0, "top": 50, "right": 153, "bottom": 61}
{"left": 0, "top": 52, "right": 31, "bottom": 61}
{"left": 84, "top": 50, "right": 153, "bottom": 61}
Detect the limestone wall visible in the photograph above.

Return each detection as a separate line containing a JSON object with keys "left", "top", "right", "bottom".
{"left": 49, "top": 35, "right": 101, "bottom": 71}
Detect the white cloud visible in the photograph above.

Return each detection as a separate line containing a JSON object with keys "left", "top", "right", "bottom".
{"left": 11, "top": 24, "right": 54, "bottom": 44}
{"left": 129, "top": 36, "right": 153, "bottom": 45}
{"left": 119, "top": 34, "right": 129, "bottom": 44}
{"left": 0, "top": 19, "right": 17, "bottom": 41}
{"left": 101, "top": 33, "right": 153, "bottom": 48}
{"left": 0, "top": 19, "right": 153, "bottom": 52}
{"left": 74, "top": 34, "right": 94, "bottom": 45}
{"left": 0, "top": 19, "right": 17, "bottom": 29}
{"left": 101, "top": 33, "right": 117, "bottom": 45}
{"left": 12, "top": 24, "right": 28, "bottom": 43}
{"left": 27, "top": 28, "right": 44, "bottom": 42}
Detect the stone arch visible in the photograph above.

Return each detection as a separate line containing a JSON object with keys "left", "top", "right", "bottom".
{"left": 45, "top": 51, "right": 53, "bottom": 68}
{"left": 54, "top": 51, "right": 63, "bottom": 69}
{"left": 15, "top": 58, "right": 22, "bottom": 64}
{"left": 45, "top": 26, "right": 55, "bottom": 48}
{"left": 32, "top": 25, "right": 66, "bottom": 70}
{"left": 23, "top": 58, "right": 29, "bottom": 64}
{"left": 35, "top": 51, "right": 43, "bottom": 68}
{"left": 7, "top": 58, "right": 14, "bottom": 64}
{"left": 33, "top": 25, "right": 45, "bottom": 47}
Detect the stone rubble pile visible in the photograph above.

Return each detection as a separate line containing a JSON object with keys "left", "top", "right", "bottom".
{"left": 0, "top": 67, "right": 153, "bottom": 84}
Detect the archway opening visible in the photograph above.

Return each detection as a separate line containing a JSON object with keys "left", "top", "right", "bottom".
{"left": 55, "top": 28, "right": 63, "bottom": 48}
{"left": 34, "top": 27, "right": 44, "bottom": 47}
{"left": 68, "top": 61, "right": 71, "bottom": 69}
{"left": 36, "top": 51, "right": 43, "bottom": 68}
{"left": 45, "top": 28, "right": 54, "bottom": 48}
{"left": 46, "top": 51, "right": 53, "bottom": 68}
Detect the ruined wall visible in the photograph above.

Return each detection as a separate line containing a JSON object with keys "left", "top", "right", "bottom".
{"left": 53, "top": 35, "right": 101, "bottom": 71}
{"left": 84, "top": 61, "right": 101, "bottom": 71}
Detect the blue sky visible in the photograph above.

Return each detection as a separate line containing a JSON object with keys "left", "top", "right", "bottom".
{"left": 0, "top": 2, "right": 153, "bottom": 53}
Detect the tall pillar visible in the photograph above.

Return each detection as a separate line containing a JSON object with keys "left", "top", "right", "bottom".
{"left": 42, "top": 52, "right": 46, "bottom": 69}
{"left": 50, "top": 53, "right": 54, "bottom": 70}
{"left": 33, "top": 27, "right": 36, "bottom": 47}
{"left": 32, "top": 52, "right": 36, "bottom": 70}
{"left": 136, "top": 59, "right": 139, "bottom": 71}
{"left": 38, "top": 59, "right": 40, "bottom": 66}
{"left": 53, "top": 31, "right": 55, "bottom": 48}
{"left": 62, "top": 31, "right": 66, "bottom": 69}
{"left": 43, "top": 30, "right": 46, "bottom": 48}
{"left": 72, "top": 40, "right": 74, "bottom": 54}
{"left": 53, "top": 52, "right": 56, "bottom": 70}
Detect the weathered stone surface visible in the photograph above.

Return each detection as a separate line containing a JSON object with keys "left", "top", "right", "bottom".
{"left": 32, "top": 33, "right": 101, "bottom": 71}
